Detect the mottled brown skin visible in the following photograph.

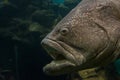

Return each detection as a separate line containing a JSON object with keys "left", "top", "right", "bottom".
{"left": 41, "top": 0, "right": 120, "bottom": 76}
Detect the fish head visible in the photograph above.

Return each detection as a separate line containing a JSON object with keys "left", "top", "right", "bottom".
{"left": 41, "top": 0, "right": 120, "bottom": 75}
{"left": 41, "top": 15, "right": 108, "bottom": 75}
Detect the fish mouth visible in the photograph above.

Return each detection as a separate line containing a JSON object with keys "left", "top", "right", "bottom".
{"left": 41, "top": 38, "right": 84, "bottom": 75}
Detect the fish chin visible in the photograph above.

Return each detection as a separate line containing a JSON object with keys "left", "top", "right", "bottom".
{"left": 43, "top": 60, "right": 76, "bottom": 75}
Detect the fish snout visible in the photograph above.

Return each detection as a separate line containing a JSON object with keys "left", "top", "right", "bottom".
{"left": 41, "top": 38, "right": 48, "bottom": 48}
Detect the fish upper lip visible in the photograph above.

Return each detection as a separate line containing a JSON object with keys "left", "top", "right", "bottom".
{"left": 41, "top": 38, "right": 77, "bottom": 64}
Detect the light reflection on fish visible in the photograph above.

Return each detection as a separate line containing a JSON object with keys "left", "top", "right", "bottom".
{"left": 41, "top": 0, "right": 120, "bottom": 75}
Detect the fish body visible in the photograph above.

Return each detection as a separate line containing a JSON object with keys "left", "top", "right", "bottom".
{"left": 41, "top": 0, "right": 120, "bottom": 75}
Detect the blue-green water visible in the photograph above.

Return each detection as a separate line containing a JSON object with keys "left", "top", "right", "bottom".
{"left": 114, "top": 59, "right": 120, "bottom": 75}
{"left": 52, "top": 0, "right": 64, "bottom": 4}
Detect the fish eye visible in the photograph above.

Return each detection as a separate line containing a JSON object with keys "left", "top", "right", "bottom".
{"left": 60, "top": 28, "right": 69, "bottom": 35}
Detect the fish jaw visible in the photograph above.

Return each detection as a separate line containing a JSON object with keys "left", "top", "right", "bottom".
{"left": 41, "top": 38, "right": 86, "bottom": 75}
{"left": 43, "top": 60, "right": 76, "bottom": 75}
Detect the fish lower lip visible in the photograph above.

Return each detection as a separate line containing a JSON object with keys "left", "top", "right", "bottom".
{"left": 43, "top": 60, "right": 75, "bottom": 75}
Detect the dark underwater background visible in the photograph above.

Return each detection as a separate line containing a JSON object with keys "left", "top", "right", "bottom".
{"left": 0, "top": 0, "right": 81, "bottom": 80}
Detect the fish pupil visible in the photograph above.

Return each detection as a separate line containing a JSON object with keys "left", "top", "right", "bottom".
{"left": 60, "top": 28, "right": 69, "bottom": 35}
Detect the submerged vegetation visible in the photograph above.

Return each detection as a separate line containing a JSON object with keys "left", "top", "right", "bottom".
{"left": 0, "top": 0, "right": 81, "bottom": 80}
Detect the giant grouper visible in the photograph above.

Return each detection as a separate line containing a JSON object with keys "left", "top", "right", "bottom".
{"left": 41, "top": 0, "right": 120, "bottom": 76}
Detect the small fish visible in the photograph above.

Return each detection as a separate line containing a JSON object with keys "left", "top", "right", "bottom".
{"left": 41, "top": 0, "right": 120, "bottom": 75}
